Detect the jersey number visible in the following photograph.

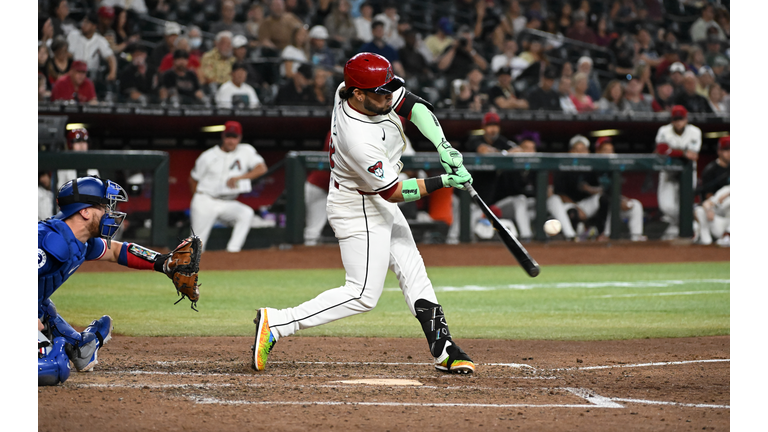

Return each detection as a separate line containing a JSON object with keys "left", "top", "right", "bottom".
{"left": 329, "top": 140, "right": 336, "bottom": 169}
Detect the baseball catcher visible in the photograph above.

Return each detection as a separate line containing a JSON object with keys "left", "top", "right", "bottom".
{"left": 38, "top": 176, "right": 202, "bottom": 386}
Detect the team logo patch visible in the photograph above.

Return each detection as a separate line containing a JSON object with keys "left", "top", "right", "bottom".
{"left": 38, "top": 248, "right": 47, "bottom": 269}
{"left": 385, "top": 66, "right": 394, "bottom": 83}
{"left": 230, "top": 160, "right": 241, "bottom": 171}
{"left": 367, "top": 161, "right": 384, "bottom": 179}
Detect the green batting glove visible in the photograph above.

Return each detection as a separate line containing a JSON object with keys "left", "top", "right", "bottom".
{"left": 441, "top": 170, "right": 473, "bottom": 190}
{"left": 437, "top": 141, "right": 464, "bottom": 174}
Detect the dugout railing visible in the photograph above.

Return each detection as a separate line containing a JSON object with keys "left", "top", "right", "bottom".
{"left": 284, "top": 152, "right": 693, "bottom": 244}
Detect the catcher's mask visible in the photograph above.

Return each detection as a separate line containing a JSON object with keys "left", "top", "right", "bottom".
{"left": 56, "top": 176, "right": 128, "bottom": 246}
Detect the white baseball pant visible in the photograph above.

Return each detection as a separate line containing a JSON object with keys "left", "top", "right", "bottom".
{"left": 304, "top": 182, "right": 329, "bottom": 246}
{"left": 603, "top": 198, "right": 644, "bottom": 239}
{"left": 190, "top": 193, "right": 254, "bottom": 253}
{"left": 494, "top": 195, "right": 536, "bottom": 239}
{"left": 694, "top": 196, "right": 730, "bottom": 245}
{"left": 546, "top": 193, "right": 601, "bottom": 238}
{"left": 267, "top": 186, "right": 439, "bottom": 339}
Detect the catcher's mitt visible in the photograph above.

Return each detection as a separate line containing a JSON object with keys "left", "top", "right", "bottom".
{"left": 164, "top": 236, "right": 202, "bottom": 311}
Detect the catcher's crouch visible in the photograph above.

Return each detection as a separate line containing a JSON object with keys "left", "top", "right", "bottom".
{"left": 38, "top": 176, "right": 201, "bottom": 386}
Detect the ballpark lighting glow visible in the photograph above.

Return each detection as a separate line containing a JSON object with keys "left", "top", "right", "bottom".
{"left": 589, "top": 129, "right": 621, "bottom": 137}
{"left": 201, "top": 125, "right": 227, "bottom": 132}
{"left": 704, "top": 131, "right": 730, "bottom": 139}
{"left": 65, "top": 123, "right": 87, "bottom": 130}
{"left": 544, "top": 219, "right": 562, "bottom": 236}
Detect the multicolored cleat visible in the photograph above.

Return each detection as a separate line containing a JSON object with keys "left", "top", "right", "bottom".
{"left": 251, "top": 308, "right": 277, "bottom": 371}
{"left": 434, "top": 340, "right": 475, "bottom": 374}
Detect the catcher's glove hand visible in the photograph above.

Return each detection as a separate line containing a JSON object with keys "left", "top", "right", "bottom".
{"left": 164, "top": 236, "right": 202, "bottom": 311}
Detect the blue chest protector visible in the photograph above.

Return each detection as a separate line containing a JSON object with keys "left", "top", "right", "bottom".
{"left": 38, "top": 219, "right": 88, "bottom": 318}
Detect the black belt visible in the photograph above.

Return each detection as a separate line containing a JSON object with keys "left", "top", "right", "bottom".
{"left": 333, "top": 180, "right": 377, "bottom": 195}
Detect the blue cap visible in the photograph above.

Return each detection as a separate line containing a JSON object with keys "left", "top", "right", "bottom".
{"left": 438, "top": 17, "right": 453, "bottom": 35}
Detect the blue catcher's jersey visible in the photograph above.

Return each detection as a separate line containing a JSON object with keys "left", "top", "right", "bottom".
{"left": 38, "top": 219, "right": 107, "bottom": 318}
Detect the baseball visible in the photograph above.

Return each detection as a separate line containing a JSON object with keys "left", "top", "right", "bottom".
{"left": 544, "top": 219, "right": 562, "bottom": 236}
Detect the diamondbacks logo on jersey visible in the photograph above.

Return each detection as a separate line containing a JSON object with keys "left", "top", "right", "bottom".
{"left": 230, "top": 160, "right": 241, "bottom": 171}
{"left": 367, "top": 161, "right": 384, "bottom": 178}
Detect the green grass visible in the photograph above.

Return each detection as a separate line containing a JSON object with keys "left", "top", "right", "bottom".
{"left": 52, "top": 262, "right": 729, "bottom": 340}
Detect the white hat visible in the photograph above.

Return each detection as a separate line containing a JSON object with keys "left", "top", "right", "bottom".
{"left": 569, "top": 134, "right": 590, "bottom": 148}
{"left": 308, "top": 25, "right": 329, "bottom": 40}
{"left": 165, "top": 22, "right": 182, "bottom": 36}
{"left": 577, "top": 56, "right": 593, "bottom": 67}
{"left": 232, "top": 34, "right": 248, "bottom": 49}
{"left": 669, "top": 62, "right": 686, "bottom": 74}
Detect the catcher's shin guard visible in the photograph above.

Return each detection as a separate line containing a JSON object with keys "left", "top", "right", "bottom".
{"left": 38, "top": 337, "right": 72, "bottom": 386}
{"left": 414, "top": 299, "right": 475, "bottom": 374}
{"left": 251, "top": 308, "right": 277, "bottom": 371}
{"left": 64, "top": 315, "right": 113, "bottom": 372}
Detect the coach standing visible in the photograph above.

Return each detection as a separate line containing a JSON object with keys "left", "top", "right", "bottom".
{"left": 188, "top": 121, "right": 268, "bottom": 252}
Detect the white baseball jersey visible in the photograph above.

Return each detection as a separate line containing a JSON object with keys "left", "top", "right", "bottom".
{"left": 190, "top": 144, "right": 265, "bottom": 199}
{"left": 329, "top": 82, "right": 409, "bottom": 194}
{"left": 655, "top": 123, "right": 702, "bottom": 154}
{"left": 656, "top": 123, "right": 702, "bottom": 226}
{"left": 66, "top": 31, "right": 114, "bottom": 75}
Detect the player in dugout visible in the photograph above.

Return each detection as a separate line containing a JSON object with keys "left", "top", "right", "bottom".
{"left": 252, "top": 53, "right": 477, "bottom": 374}
{"left": 38, "top": 176, "right": 187, "bottom": 385}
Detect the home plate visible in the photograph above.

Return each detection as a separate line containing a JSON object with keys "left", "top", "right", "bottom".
{"left": 334, "top": 379, "right": 423, "bottom": 386}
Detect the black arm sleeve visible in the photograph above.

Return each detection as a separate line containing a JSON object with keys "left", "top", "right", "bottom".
{"left": 394, "top": 90, "right": 435, "bottom": 119}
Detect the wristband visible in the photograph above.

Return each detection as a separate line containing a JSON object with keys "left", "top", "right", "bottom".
{"left": 424, "top": 176, "right": 445, "bottom": 193}
{"left": 400, "top": 178, "right": 422, "bottom": 202}
{"left": 117, "top": 242, "right": 165, "bottom": 271}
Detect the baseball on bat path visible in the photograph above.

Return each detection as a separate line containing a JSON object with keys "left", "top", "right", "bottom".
{"left": 464, "top": 183, "right": 540, "bottom": 277}
{"left": 544, "top": 219, "right": 562, "bottom": 236}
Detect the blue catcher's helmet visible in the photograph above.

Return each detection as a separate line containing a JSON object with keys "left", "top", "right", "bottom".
{"left": 55, "top": 176, "right": 128, "bottom": 243}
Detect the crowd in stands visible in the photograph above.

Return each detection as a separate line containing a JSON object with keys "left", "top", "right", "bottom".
{"left": 38, "top": 0, "right": 729, "bottom": 115}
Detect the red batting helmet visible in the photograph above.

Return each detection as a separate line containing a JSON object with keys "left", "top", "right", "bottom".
{"left": 344, "top": 52, "right": 404, "bottom": 94}
{"left": 67, "top": 127, "right": 89, "bottom": 149}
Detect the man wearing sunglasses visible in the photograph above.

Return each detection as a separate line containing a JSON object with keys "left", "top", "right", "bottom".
{"left": 252, "top": 53, "right": 476, "bottom": 374}
{"left": 38, "top": 176, "right": 178, "bottom": 385}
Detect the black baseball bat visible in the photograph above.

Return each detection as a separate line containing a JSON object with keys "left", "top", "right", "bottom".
{"left": 464, "top": 184, "right": 540, "bottom": 277}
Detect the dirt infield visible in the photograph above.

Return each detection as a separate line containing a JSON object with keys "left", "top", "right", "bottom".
{"left": 44, "top": 241, "right": 730, "bottom": 431}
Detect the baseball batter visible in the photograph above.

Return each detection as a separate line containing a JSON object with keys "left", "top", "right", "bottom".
{"left": 252, "top": 53, "right": 476, "bottom": 374}
{"left": 655, "top": 105, "right": 701, "bottom": 240}
{"left": 189, "top": 121, "right": 268, "bottom": 253}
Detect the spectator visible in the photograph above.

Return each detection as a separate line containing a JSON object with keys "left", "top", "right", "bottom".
{"left": 259, "top": 0, "right": 304, "bottom": 52}
{"left": 592, "top": 137, "right": 647, "bottom": 242}
{"left": 558, "top": 75, "right": 578, "bottom": 114}
{"left": 159, "top": 50, "right": 206, "bottom": 105}
{"left": 609, "top": 0, "right": 638, "bottom": 30}
{"left": 353, "top": 1, "right": 374, "bottom": 45}
{"left": 686, "top": 45, "right": 707, "bottom": 76}
{"left": 487, "top": 67, "right": 528, "bottom": 110}
{"left": 653, "top": 42, "right": 682, "bottom": 80}
{"left": 463, "top": 112, "right": 516, "bottom": 201}
{"left": 308, "top": 26, "right": 338, "bottom": 72}
{"left": 490, "top": 38, "right": 528, "bottom": 80}
{"left": 189, "top": 121, "right": 270, "bottom": 253}
{"left": 51, "top": 61, "right": 97, "bottom": 104}
{"left": 450, "top": 79, "right": 482, "bottom": 111}
{"left": 199, "top": 31, "right": 236, "bottom": 86}
{"left": 358, "top": 21, "right": 406, "bottom": 77}
{"left": 324, "top": 0, "right": 357, "bottom": 52}
{"left": 67, "top": 12, "right": 117, "bottom": 83}
{"left": 610, "top": 32, "right": 636, "bottom": 77}
{"left": 56, "top": 127, "right": 101, "bottom": 189}
{"left": 100, "top": 0, "right": 148, "bottom": 15}
{"left": 597, "top": 79, "right": 625, "bottom": 113}
{"left": 210, "top": 0, "right": 247, "bottom": 37}
{"left": 557, "top": 2, "right": 573, "bottom": 34}
{"left": 39, "top": 72, "right": 51, "bottom": 101}
{"left": 118, "top": 44, "right": 156, "bottom": 104}
{"left": 281, "top": 26, "right": 310, "bottom": 79}
{"left": 149, "top": 22, "right": 181, "bottom": 69}
{"left": 696, "top": 66, "right": 715, "bottom": 97}
{"left": 594, "top": 15, "right": 615, "bottom": 47}
{"left": 654, "top": 105, "right": 701, "bottom": 240}
{"left": 704, "top": 34, "right": 728, "bottom": 68}
{"left": 399, "top": 30, "right": 432, "bottom": 91}
{"left": 693, "top": 136, "right": 729, "bottom": 246}
{"left": 570, "top": 72, "right": 596, "bottom": 113}
{"left": 547, "top": 134, "right": 603, "bottom": 241}
{"left": 245, "top": 3, "right": 265, "bottom": 44}
{"left": 38, "top": 171, "right": 54, "bottom": 221}
{"left": 524, "top": 10, "right": 543, "bottom": 32}
{"left": 188, "top": 26, "right": 205, "bottom": 58}
{"left": 95, "top": 6, "right": 120, "bottom": 52}
{"left": 43, "top": 0, "right": 76, "bottom": 42}
{"left": 664, "top": 61, "right": 686, "bottom": 94}
{"left": 424, "top": 17, "right": 455, "bottom": 61}
{"left": 308, "top": 0, "right": 332, "bottom": 26}
{"left": 231, "top": 35, "right": 263, "bottom": 89}
{"left": 636, "top": 27, "right": 660, "bottom": 69}
{"left": 621, "top": 75, "right": 653, "bottom": 113}
{"left": 310, "top": 67, "right": 333, "bottom": 106}
{"left": 651, "top": 77, "right": 675, "bottom": 112}
{"left": 711, "top": 56, "right": 729, "bottom": 84}
{"left": 576, "top": 56, "right": 602, "bottom": 101}
{"left": 436, "top": 25, "right": 488, "bottom": 83}
{"left": 525, "top": 66, "right": 561, "bottom": 111}
{"left": 697, "top": 136, "right": 730, "bottom": 204}
{"left": 45, "top": 36, "right": 72, "bottom": 87}
{"left": 715, "top": 7, "right": 730, "bottom": 39}
{"left": 690, "top": 4, "right": 727, "bottom": 43}
{"left": 216, "top": 62, "right": 261, "bottom": 109}
{"left": 471, "top": 0, "right": 502, "bottom": 53}
{"left": 707, "top": 83, "right": 728, "bottom": 116}
{"left": 565, "top": 10, "right": 596, "bottom": 45}
{"left": 374, "top": 2, "right": 404, "bottom": 49}
{"left": 275, "top": 63, "right": 317, "bottom": 105}
{"left": 159, "top": 37, "right": 202, "bottom": 73}
{"left": 674, "top": 72, "right": 712, "bottom": 114}
{"left": 499, "top": 0, "right": 527, "bottom": 38}
{"left": 489, "top": 131, "right": 540, "bottom": 241}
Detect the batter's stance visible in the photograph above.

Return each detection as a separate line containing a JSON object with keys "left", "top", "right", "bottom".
{"left": 252, "top": 53, "right": 476, "bottom": 374}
